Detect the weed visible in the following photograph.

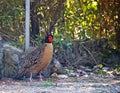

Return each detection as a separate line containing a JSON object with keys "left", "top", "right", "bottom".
{"left": 43, "top": 81, "right": 54, "bottom": 87}
{"left": 115, "top": 65, "right": 120, "bottom": 72}
{"left": 98, "top": 70, "right": 107, "bottom": 75}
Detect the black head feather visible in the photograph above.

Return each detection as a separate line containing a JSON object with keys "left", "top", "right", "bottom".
{"left": 45, "top": 34, "right": 53, "bottom": 43}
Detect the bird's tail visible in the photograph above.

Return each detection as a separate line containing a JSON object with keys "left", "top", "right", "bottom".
{"left": 13, "top": 69, "right": 27, "bottom": 80}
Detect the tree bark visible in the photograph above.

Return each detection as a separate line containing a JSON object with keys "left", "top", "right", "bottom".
{"left": 30, "top": 1, "right": 39, "bottom": 39}
{"left": 115, "top": 1, "right": 120, "bottom": 51}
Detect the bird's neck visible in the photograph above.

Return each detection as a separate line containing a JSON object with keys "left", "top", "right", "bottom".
{"left": 44, "top": 43, "right": 52, "bottom": 45}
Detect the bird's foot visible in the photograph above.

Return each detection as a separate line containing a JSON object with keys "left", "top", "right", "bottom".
{"left": 39, "top": 73, "right": 43, "bottom": 81}
{"left": 29, "top": 77, "right": 33, "bottom": 82}
{"left": 39, "top": 78, "right": 43, "bottom": 81}
{"left": 29, "top": 73, "right": 33, "bottom": 82}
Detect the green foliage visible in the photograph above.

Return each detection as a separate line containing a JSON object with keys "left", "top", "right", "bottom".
{"left": 35, "top": 34, "right": 44, "bottom": 44}
{"left": 98, "top": 70, "right": 107, "bottom": 75}
{"left": 11, "top": 35, "right": 24, "bottom": 48}
{"left": 102, "top": 52, "right": 111, "bottom": 60}
{"left": 102, "top": 49, "right": 118, "bottom": 61}
{"left": 11, "top": 41, "right": 20, "bottom": 48}
{"left": 0, "top": 0, "right": 120, "bottom": 51}
{"left": 0, "top": 0, "right": 24, "bottom": 38}
{"left": 43, "top": 81, "right": 54, "bottom": 87}
{"left": 115, "top": 65, "right": 120, "bottom": 72}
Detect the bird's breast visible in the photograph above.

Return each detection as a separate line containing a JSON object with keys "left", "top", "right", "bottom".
{"left": 38, "top": 43, "right": 53, "bottom": 72}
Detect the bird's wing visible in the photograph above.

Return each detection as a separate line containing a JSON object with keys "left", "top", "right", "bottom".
{"left": 20, "top": 46, "right": 43, "bottom": 70}
{"left": 14, "top": 46, "right": 45, "bottom": 79}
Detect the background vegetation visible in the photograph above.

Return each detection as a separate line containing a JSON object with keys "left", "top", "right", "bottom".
{"left": 0, "top": 0, "right": 120, "bottom": 51}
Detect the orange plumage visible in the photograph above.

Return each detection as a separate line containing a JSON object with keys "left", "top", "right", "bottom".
{"left": 15, "top": 35, "right": 53, "bottom": 81}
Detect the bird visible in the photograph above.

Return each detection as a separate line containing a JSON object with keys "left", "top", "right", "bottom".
{"left": 14, "top": 34, "right": 54, "bottom": 81}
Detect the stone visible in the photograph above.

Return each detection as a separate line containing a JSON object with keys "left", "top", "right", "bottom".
{"left": 42, "top": 58, "right": 63, "bottom": 78}
{"left": 69, "top": 72, "right": 79, "bottom": 77}
{"left": 77, "top": 69, "right": 88, "bottom": 76}
{"left": 57, "top": 74, "right": 68, "bottom": 79}
{"left": 0, "top": 37, "right": 4, "bottom": 79}
{"left": 52, "top": 58, "right": 63, "bottom": 74}
{"left": 51, "top": 72, "right": 58, "bottom": 78}
{"left": 0, "top": 47, "right": 3, "bottom": 64}
{"left": 103, "top": 67, "right": 110, "bottom": 71}
{"left": 2, "top": 44, "right": 23, "bottom": 78}
{"left": 85, "top": 68, "right": 93, "bottom": 72}
{"left": 12, "top": 54, "right": 19, "bottom": 64}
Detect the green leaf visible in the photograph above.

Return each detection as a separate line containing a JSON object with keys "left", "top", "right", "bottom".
{"left": 0, "top": 16, "right": 5, "bottom": 19}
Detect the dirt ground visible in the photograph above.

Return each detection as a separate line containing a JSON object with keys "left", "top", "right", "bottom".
{"left": 0, "top": 75, "right": 120, "bottom": 93}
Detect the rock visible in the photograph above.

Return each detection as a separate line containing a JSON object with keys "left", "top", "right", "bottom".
{"left": 25, "top": 46, "right": 37, "bottom": 54}
{"left": 103, "top": 67, "right": 110, "bottom": 71}
{"left": 42, "top": 60, "right": 54, "bottom": 78}
{"left": 12, "top": 54, "right": 19, "bottom": 63}
{"left": 57, "top": 74, "right": 68, "bottom": 79}
{"left": 0, "top": 47, "right": 3, "bottom": 64}
{"left": 52, "top": 58, "right": 63, "bottom": 74}
{"left": 93, "top": 65, "right": 99, "bottom": 70}
{"left": 2, "top": 44, "right": 23, "bottom": 78}
{"left": 85, "top": 68, "right": 92, "bottom": 72}
{"left": 51, "top": 72, "right": 58, "bottom": 78}
{"left": 0, "top": 37, "right": 4, "bottom": 79}
{"left": 42, "top": 58, "right": 63, "bottom": 78}
{"left": 77, "top": 69, "right": 88, "bottom": 76}
{"left": 0, "top": 48, "right": 3, "bottom": 64}
{"left": 84, "top": 74, "right": 89, "bottom": 78}
{"left": 3, "top": 43, "right": 23, "bottom": 53}
{"left": 79, "top": 65, "right": 86, "bottom": 70}
{"left": 68, "top": 72, "right": 79, "bottom": 77}
{"left": 0, "top": 46, "right": 4, "bottom": 79}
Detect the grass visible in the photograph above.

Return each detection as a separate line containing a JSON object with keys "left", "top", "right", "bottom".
{"left": 42, "top": 78, "right": 54, "bottom": 87}
{"left": 43, "top": 81, "right": 54, "bottom": 87}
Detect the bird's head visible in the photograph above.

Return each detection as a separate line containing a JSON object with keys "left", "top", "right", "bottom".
{"left": 45, "top": 34, "right": 53, "bottom": 43}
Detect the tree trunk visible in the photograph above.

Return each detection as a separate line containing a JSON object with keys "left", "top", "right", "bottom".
{"left": 115, "top": 1, "right": 120, "bottom": 51}
{"left": 30, "top": 1, "right": 39, "bottom": 39}
{"left": 115, "top": 22, "right": 120, "bottom": 51}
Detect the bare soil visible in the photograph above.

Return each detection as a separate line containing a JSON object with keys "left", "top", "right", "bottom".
{"left": 0, "top": 76, "right": 120, "bottom": 93}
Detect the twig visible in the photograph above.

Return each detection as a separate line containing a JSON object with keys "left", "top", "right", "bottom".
{"left": 81, "top": 44, "right": 98, "bottom": 64}
{"left": 47, "top": 0, "right": 65, "bottom": 35}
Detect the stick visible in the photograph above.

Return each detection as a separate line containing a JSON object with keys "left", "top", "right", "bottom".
{"left": 81, "top": 44, "right": 98, "bottom": 64}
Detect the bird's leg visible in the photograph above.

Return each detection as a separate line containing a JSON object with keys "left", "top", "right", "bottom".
{"left": 39, "top": 72, "right": 43, "bottom": 81}
{"left": 30, "top": 72, "right": 33, "bottom": 82}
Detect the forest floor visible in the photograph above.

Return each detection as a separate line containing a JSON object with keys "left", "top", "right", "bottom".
{"left": 0, "top": 75, "right": 120, "bottom": 93}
